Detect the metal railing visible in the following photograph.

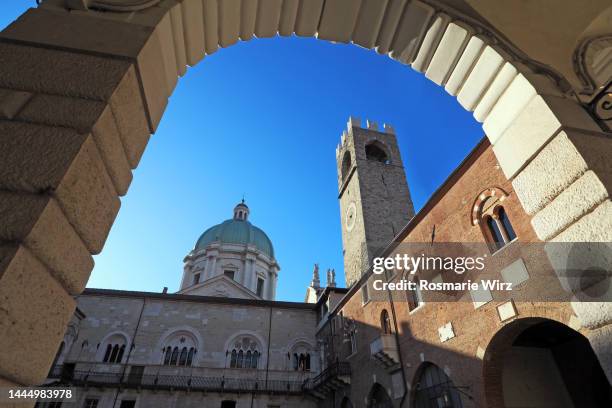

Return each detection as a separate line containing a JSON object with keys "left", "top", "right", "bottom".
{"left": 48, "top": 362, "right": 313, "bottom": 395}
{"left": 303, "top": 361, "right": 351, "bottom": 390}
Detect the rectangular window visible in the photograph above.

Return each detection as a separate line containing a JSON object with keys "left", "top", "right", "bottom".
{"left": 224, "top": 270, "right": 235, "bottom": 280}
{"left": 256, "top": 278, "right": 265, "bottom": 297}
{"left": 192, "top": 273, "right": 200, "bottom": 285}
{"left": 83, "top": 399, "right": 99, "bottom": 408}
{"left": 119, "top": 401, "right": 136, "bottom": 408}
{"left": 361, "top": 284, "right": 369, "bottom": 304}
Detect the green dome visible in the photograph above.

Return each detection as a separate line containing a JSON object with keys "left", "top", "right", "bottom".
{"left": 195, "top": 219, "right": 275, "bottom": 258}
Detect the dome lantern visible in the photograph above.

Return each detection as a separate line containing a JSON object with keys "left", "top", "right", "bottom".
{"left": 233, "top": 199, "right": 250, "bottom": 221}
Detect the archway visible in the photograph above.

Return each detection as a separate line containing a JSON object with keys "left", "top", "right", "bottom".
{"left": 367, "top": 383, "right": 393, "bottom": 408}
{"left": 340, "top": 396, "right": 353, "bottom": 408}
{"left": 411, "top": 362, "right": 464, "bottom": 408}
{"left": 483, "top": 317, "right": 612, "bottom": 408}
{"left": 0, "top": 0, "right": 610, "bottom": 388}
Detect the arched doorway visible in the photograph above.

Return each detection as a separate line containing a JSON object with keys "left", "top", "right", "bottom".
{"left": 340, "top": 396, "right": 353, "bottom": 408}
{"left": 484, "top": 318, "right": 612, "bottom": 407}
{"left": 411, "top": 362, "right": 463, "bottom": 408}
{"left": 367, "top": 383, "right": 393, "bottom": 408}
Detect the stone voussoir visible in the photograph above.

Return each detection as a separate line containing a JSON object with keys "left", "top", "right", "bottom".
{"left": 0, "top": 190, "right": 94, "bottom": 294}
{"left": 0, "top": 244, "right": 75, "bottom": 386}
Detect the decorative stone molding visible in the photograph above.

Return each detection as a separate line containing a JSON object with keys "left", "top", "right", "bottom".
{"left": 65, "top": 0, "right": 161, "bottom": 12}
{"left": 573, "top": 35, "right": 612, "bottom": 98}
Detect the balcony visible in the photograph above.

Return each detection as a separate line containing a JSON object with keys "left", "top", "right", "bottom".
{"left": 370, "top": 334, "right": 399, "bottom": 369}
{"left": 303, "top": 362, "right": 351, "bottom": 400}
{"left": 48, "top": 362, "right": 314, "bottom": 395}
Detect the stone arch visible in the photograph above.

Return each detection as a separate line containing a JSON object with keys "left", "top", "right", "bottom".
{"left": 152, "top": 325, "right": 203, "bottom": 365}
{"left": 287, "top": 338, "right": 315, "bottom": 372}
{"left": 470, "top": 187, "right": 510, "bottom": 226}
{"left": 0, "top": 0, "right": 610, "bottom": 387}
{"left": 95, "top": 330, "right": 131, "bottom": 362}
{"left": 340, "top": 396, "right": 353, "bottom": 408}
{"left": 410, "top": 361, "right": 464, "bottom": 408}
{"left": 482, "top": 316, "right": 611, "bottom": 408}
{"left": 367, "top": 382, "right": 393, "bottom": 408}
{"left": 223, "top": 330, "right": 267, "bottom": 368}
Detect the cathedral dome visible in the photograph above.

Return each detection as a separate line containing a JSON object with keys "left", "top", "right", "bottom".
{"left": 194, "top": 201, "right": 275, "bottom": 258}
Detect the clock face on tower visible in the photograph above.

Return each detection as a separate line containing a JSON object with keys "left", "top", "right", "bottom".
{"left": 345, "top": 202, "right": 357, "bottom": 232}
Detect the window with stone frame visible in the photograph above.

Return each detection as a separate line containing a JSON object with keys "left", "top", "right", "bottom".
{"left": 224, "top": 270, "right": 235, "bottom": 280}
{"left": 481, "top": 204, "right": 516, "bottom": 252}
{"left": 100, "top": 334, "right": 127, "bottom": 364}
{"left": 229, "top": 337, "right": 261, "bottom": 369}
{"left": 405, "top": 273, "right": 424, "bottom": 312}
{"left": 256, "top": 277, "right": 265, "bottom": 297}
{"left": 473, "top": 190, "right": 517, "bottom": 253}
{"left": 380, "top": 309, "right": 392, "bottom": 334}
{"left": 192, "top": 272, "right": 200, "bottom": 285}
{"left": 161, "top": 332, "right": 198, "bottom": 367}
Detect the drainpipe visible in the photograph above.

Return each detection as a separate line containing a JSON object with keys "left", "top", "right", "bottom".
{"left": 264, "top": 304, "right": 273, "bottom": 390}
{"left": 387, "top": 287, "right": 409, "bottom": 407}
{"left": 112, "top": 296, "right": 146, "bottom": 408}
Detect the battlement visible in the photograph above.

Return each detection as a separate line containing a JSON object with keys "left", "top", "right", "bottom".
{"left": 336, "top": 116, "right": 396, "bottom": 156}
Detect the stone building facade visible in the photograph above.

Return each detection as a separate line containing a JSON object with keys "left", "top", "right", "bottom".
{"left": 336, "top": 119, "right": 414, "bottom": 286}
{"left": 43, "top": 120, "right": 610, "bottom": 408}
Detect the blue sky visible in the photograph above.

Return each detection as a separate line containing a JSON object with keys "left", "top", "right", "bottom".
{"left": 2, "top": 3, "right": 482, "bottom": 301}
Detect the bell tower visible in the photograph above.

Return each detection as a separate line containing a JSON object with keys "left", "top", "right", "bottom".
{"left": 336, "top": 117, "right": 414, "bottom": 286}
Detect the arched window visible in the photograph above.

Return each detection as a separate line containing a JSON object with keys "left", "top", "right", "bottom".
{"left": 380, "top": 309, "right": 392, "bottom": 334}
{"left": 497, "top": 207, "right": 516, "bottom": 241}
{"left": 412, "top": 363, "right": 463, "bottom": 408}
{"left": 365, "top": 142, "right": 390, "bottom": 164}
{"left": 99, "top": 334, "right": 127, "bottom": 364}
{"left": 473, "top": 190, "right": 517, "bottom": 252}
{"left": 290, "top": 342, "right": 313, "bottom": 371}
{"left": 160, "top": 331, "right": 198, "bottom": 367}
{"left": 341, "top": 151, "right": 352, "bottom": 181}
{"left": 229, "top": 337, "right": 260, "bottom": 369}
{"left": 405, "top": 273, "right": 424, "bottom": 312}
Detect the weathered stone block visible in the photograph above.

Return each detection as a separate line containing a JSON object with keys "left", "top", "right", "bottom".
{"left": 318, "top": 0, "right": 361, "bottom": 43}
{"left": 457, "top": 46, "right": 504, "bottom": 111}
{"left": 219, "top": 0, "right": 241, "bottom": 46}
{"left": 0, "top": 192, "right": 93, "bottom": 294}
{"left": 179, "top": 0, "right": 205, "bottom": 66}
{"left": 532, "top": 171, "right": 608, "bottom": 240}
{"left": 0, "top": 42, "right": 132, "bottom": 101}
{"left": 352, "top": 0, "right": 387, "bottom": 49}
{"left": 91, "top": 106, "right": 133, "bottom": 196}
{"left": 492, "top": 95, "right": 600, "bottom": 179}
{"left": 109, "top": 66, "right": 151, "bottom": 168}
{"left": 0, "top": 8, "right": 154, "bottom": 59}
{"left": 483, "top": 73, "right": 536, "bottom": 143}
{"left": 203, "top": 0, "right": 220, "bottom": 53}
{"left": 0, "top": 121, "right": 120, "bottom": 254}
{"left": 389, "top": 0, "right": 434, "bottom": 63}
{"left": 444, "top": 36, "right": 485, "bottom": 95}
{"left": 412, "top": 14, "right": 450, "bottom": 72}
{"left": 425, "top": 23, "right": 469, "bottom": 85}
{"left": 0, "top": 88, "right": 32, "bottom": 120}
{"left": 473, "top": 62, "right": 517, "bottom": 122}
{"left": 0, "top": 245, "right": 75, "bottom": 385}
{"left": 513, "top": 130, "right": 612, "bottom": 215}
